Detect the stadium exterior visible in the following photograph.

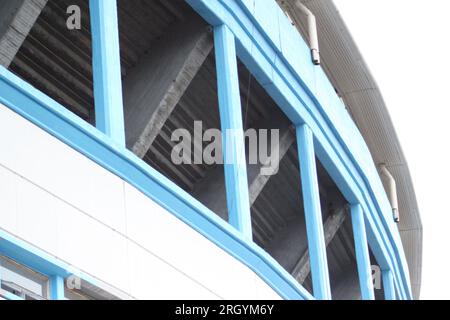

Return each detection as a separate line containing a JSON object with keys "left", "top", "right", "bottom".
{"left": 0, "top": 0, "right": 422, "bottom": 300}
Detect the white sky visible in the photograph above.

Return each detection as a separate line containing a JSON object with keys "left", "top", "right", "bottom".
{"left": 333, "top": 0, "right": 450, "bottom": 299}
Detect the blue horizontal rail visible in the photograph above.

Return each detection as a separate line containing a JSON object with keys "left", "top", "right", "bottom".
{"left": 0, "top": 66, "right": 313, "bottom": 300}
{"left": 0, "top": 229, "right": 103, "bottom": 300}
{"left": 1, "top": 290, "right": 24, "bottom": 300}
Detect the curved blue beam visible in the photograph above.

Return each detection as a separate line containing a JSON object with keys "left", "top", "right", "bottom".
{"left": 186, "top": 0, "right": 412, "bottom": 299}
{"left": 0, "top": 66, "right": 313, "bottom": 300}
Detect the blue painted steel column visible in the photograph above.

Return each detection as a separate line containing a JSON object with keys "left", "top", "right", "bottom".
{"left": 296, "top": 124, "right": 331, "bottom": 300}
{"left": 89, "top": 0, "right": 126, "bottom": 146}
{"left": 351, "top": 204, "right": 375, "bottom": 300}
{"left": 395, "top": 272, "right": 407, "bottom": 299}
{"left": 382, "top": 270, "right": 396, "bottom": 300}
{"left": 214, "top": 24, "right": 252, "bottom": 239}
{"left": 50, "top": 275, "right": 65, "bottom": 300}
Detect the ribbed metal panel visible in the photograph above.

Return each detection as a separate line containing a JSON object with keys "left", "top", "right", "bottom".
{"left": 399, "top": 228, "right": 423, "bottom": 298}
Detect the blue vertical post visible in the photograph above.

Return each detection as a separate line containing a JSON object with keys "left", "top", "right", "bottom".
{"left": 398, "top": 282, "right": 407, "bottom": 300}
{"left": 89, "top": 0, "right": 126, "bottom": 146}
{"left": 399, "top": 279, "right": 407, "bottom": 300}
{"left": 382, "top": 270, "right": 396, "bottom": 300}
{"left": 350, "top": 204, "right": 375, "bottom": 300}
{"left": 395, "top": 273, "right": 407, "bottom": 299}
{"left": 50, "top": 275, "right": 65, "bottom": 300}
{"left": 296, "top": 124, "right": 331, "bottom": 300}
{"left": 214, "top": 24, "right": 252, "bottom": 240}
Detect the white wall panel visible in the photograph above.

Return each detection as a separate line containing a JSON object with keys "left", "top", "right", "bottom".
{"left": 0, "top": 103, "right": 281, "bottom": 300}
{"left": 125, "top": 183, "right": 260, "bottom": 300}
{"left": 127, "top": 242, "right": 220, "bottom": 300}
{"left": 0, "top": 103, "right": 127, "bottom": 234}
{"left": 55, "top": 198, "right": 130, "bottom": 293}
{"left": 254, "top": 275, "right": 283, "bottom": 300}
{"left": 0, "top": 165, "right": 18, "bottom": 234}
{"left": 16, "top": 178, "right": 59, "bottom": 254}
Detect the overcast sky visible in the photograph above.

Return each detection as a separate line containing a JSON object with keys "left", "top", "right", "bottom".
{"left": 333, "top": 0, "right": 450, "bottom": 299}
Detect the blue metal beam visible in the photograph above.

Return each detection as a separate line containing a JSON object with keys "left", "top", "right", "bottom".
{"left": 0, "top": 67, "right": 313, "bottom": 300}
{"left": 214, "top": 24, "right": 252, "bottom": 239}
{"left": 296, "top": 124, "right": 331, "bottom": 300}
{"left": 89, "top": 0, "right": 125, "bottom": 146}
{"left": 2, "top": 291, "right": 24, "bottom": 300}
{"left": 187, "top": 0, "right": 412, "bottom": 299}
{"left": 382, "top": 269, "right": 396, "bottom": 300}
{"left": 351, "top": 204, "right": 375, "bottom": 300}
{"left": 50, "top": 275, "right": 65, "bottom": 300}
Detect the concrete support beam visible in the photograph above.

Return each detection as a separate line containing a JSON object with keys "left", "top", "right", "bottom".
{"left": 0, "top": 0, "right": 47, "bottom": 67}
{"left": 292, "top": 207, "right": 347, "bottom": 284}
{"left": 247, "top": 126, "right": 295, "bottom": 206}
{"left": 191, "top": 112, "right": 294, "bottom": 223}
{"left": 123, "top": 14, "right": 213, "bottom": 158}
